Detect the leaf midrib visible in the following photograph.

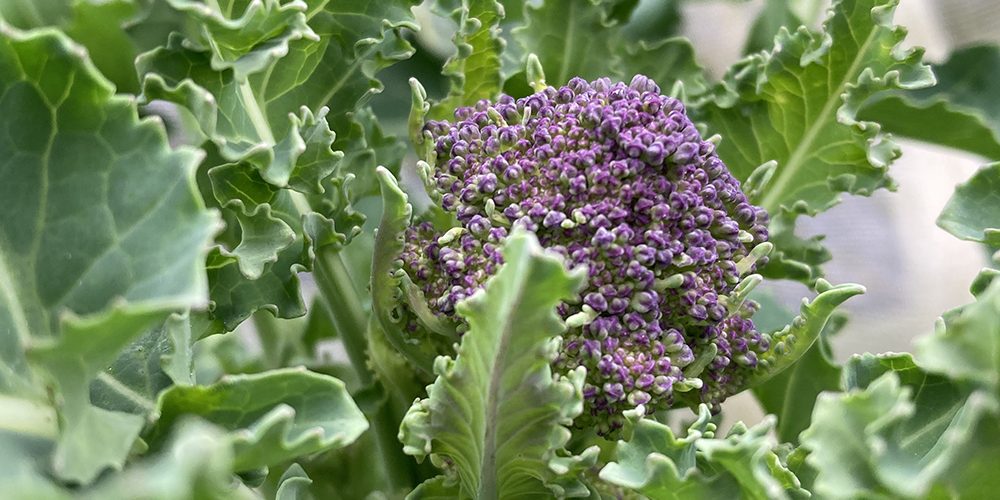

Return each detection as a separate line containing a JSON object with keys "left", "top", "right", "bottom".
{"left": 477, "top": 250, "right": 531, "bottom": 500}
{"left": 758, "top": 26, "right": 880, "bottom": 213}
{"left": 0, "top": 245, "right": 33, "bottom": 381}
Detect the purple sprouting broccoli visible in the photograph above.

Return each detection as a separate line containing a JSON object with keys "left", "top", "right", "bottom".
{"left": 400, "top": 75, "right": 771, "bottom": 435}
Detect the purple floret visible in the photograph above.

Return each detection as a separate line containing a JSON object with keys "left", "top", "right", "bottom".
{"left": 400, "top": 75, "right": 770, "bottom": 434}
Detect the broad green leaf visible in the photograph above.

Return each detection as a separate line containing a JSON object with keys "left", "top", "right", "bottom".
{"left": 801, "top": 354, "right": 999, "bottom": 499}
{"left": 513, "top": 0, "right": 621, "bottom": 85}
{"left": 62, "top": 0, "right": 144, "bottom": 92}
{"left": 699, "top": 0, "right": 934, "bottom": 282}
{"left": 0, "top": 0, "right": 144, "bottom": 92}
{"left": 83, "top": 419, "right": 252, "bottom": 500}
{"left": 0, "top": 426, "right": 67, "bottom": 499}
{"left": 600, "top": 405, "right": 804, "bottom": 499}
{"left": 398, "top": 230, "right": 589, "bottom": 498}
{"left": 936, "top": 162, "right": 1000, "bottom": 247}
{"left": 0, "top": 0, "right": 69, "bottom": 26}
{"left": 430, "top": 0, "right": 505, "bottom": 119}
{"left": 859, "top": 44, "right": 1000, "bottom": 160}
{"left": 0, "top": 24, "right": 217, "bottom": 483}
{"left": 151, "top": 367, "right": 368, "bottom": 471}
{"left": 0, "top": 22, "right": 217, "bottom": 353}
{"left": 753, "top": 311, "right": 846, "bottom": 444}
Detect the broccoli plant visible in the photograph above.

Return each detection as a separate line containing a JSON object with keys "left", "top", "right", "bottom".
{"left": 0, "top": 0, "right": 998, "bottom": 499}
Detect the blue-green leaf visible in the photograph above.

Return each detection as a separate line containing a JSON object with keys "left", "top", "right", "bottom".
{"left": 0, "top": 23, "right": 218, "bottom": 484}
{"left": 151, "top": 367, "right": 368, "bottom": 472}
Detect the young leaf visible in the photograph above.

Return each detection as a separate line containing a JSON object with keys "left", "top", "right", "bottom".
{"left": 334, "top": 107, "right": 409, "bottom": 202}
{"left": 151, "top": 367, "right": 368, "bottom": 472}
{"left": 398, "top": 230, "right": 589, "bottom": 498}
{"left": 226, "top": 201, "right": 297, "bottom": 280}
{"left": 205, "top": 245, "right": 308, "bottom": 332}
{"left": 859, "top": 44, "right": 1000, "bottom": 160}
{"left": 134, "top": 1, "right": 421, "bottom": 332}
{"left": 370, "top": 168, "right": 442, "bottom": 375}
{"left": 936, "top": 162, "right": 1000, "bottom": 247}
{"left": 699, "top": 0, "right": 934, "bottom": 282}
{"left": 600, "top": 405, "right": 804, "bottom": 499}
{"left": 275, "top": 464, "right": 313, "bottom": 500}
{"left": 741, "top": 280, "right": 863, "bottom": 390}
{"left": 752, "top": 311, "right": 846, "bottom": 444}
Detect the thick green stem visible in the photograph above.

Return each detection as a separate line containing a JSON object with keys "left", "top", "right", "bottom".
{"left": 252, "top": 310, "right": 287, "bottom": 368}
{"left": 313, "top": 252, "right": 369, "bottom": 381}
{"left": 313, "top": 249, "right": 419, "bottom": 492}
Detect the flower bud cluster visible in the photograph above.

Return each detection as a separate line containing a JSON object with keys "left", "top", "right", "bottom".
{"left": 401, "top": 75, "right": 770, "bottom": 433}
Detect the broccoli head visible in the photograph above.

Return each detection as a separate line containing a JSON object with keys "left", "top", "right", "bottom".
{"left": 400, "top": 75, "right": 771, "bottom": 434}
